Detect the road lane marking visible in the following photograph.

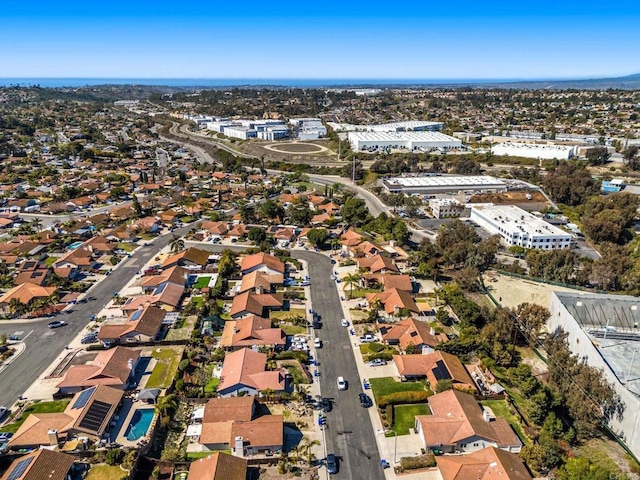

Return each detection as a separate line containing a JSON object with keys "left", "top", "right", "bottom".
{"left": 22, "top": 330, "right": 33, "bottom": 341}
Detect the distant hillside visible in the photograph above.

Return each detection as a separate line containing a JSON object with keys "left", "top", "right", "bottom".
{"left": 436, "top": 73, "right": 640, "bottom": 90}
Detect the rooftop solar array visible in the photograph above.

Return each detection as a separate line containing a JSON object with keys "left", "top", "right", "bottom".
{"left": 7, "top": 457, "right": 34, "bottom": 480}
{"left": 72, "top": 386, "right": 96, "bottom": 410}
{"left": 79, "top": 400, "right": 111, "bottom": 432}
{"left": 432, "top": 360, "right": 452, "bottom": 381}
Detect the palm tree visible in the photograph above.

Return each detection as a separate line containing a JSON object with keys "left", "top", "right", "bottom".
{"left": 169, "top": 235, "right": 185, "bottom": 253}
{"left": 342, "top": 273, "right": 362, "bottom": 299}
{"left": 156, "top": 394, "right": 178, "bottom": 428}
{"left": 8, "top": 298, "right": 25, "bottom": 317}
{"left": 300, "top": 438, "right": 320, "bottom": 465}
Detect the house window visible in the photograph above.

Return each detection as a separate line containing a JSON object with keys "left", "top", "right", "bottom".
{"left": 460, "top": 443, "right": 466, "bottom": 448}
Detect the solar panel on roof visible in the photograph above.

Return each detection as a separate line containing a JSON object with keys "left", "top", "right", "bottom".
{"left": 79, "top": 400, "right": 111, "bottom": 432}
{"left": 7, "top": 457, "right": 34, "bottom": 480}
{"left": 432, "top": 360, "right": 452, "bottom": 381}
{"left": 131, "top": 310, "right": 143, "bottom": 321}
{"left": 72, "top": 386, "right": 96, "bottom": 410}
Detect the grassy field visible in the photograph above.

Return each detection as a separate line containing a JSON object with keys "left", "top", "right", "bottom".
{"left": 480, "top": 399, "right": 529, "bottom": 445}
{"left": 359, "top": 343, "right": 397, "bottom": 360}
{"left": 205, "top": 377, "right": 219, "bottom": 394}
{"left": 166, "top": 315, "right": 197, "bottom": 341}
{"left": 147, "top": 346, "right": 183, "bottom": 389}
{"left": 283, "top": 362, "right": 309, "bottom": 385}
{"left": 369, "top": 377, "right": 426, "bottom": 402}
{"left": 87, "top": 465, "right": 127, "bottom": 480}
{"left": 193, "top": 276, "right": 211, "bottom": 289}
{"left": 281, "top": 324, "right": 306, "bottom": 335}
{"left": 270, "top": 308, "right": 306, "bottom": 320}
{"left": 2, "top": 400, "right": 69, "bottom": 433}
{"left": 392, "top": 404, "right": 430, "bottom": 436}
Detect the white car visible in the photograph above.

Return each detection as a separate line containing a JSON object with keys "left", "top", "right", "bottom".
{"left": 337, "top": 376, "right": 347, "bottom": 391}
{"left": 314, "top": 338, "right": 322, "bottom": 348}
{"left": 341, "top": 319, "right": 349, "bottom": 327}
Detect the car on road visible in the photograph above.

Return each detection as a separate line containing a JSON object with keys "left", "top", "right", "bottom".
{"left": 336, "top": 376, "right": 347, "bottom": 391}
{"left": 9, "top": 335, "right": 19, "bottom": 341}
{"left": 326, "top": 454, "right": 338, "bottom": 474}
{"left": 341, "top": 319, "right": 349, "bottom": 327}
{"left": 81, "top": 332, "right": 98, "bottom": 344}
{"left": 0, "top": 406, "right": 7, "bottom": 419}
{"left": 314, "top": 338, "right": 322, "bottom": 348}
{"left": 359, "top": 393, "right": 373, "bottom": 408}
{"left": 321, "top": 397, "right": 333, "bottom": 413}
{"left": 48, "top": 321, "right": 67, "bottom": 329}
{"left": 359, "top": 334, "right": 376, "bottom": 343}
{"left": 368, "top": 358, "right": 387, "bottom": 367}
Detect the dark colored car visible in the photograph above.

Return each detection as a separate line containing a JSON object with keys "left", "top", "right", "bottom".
{"left": 326, "top": 454, "right": 338, "bottom": 474}
{"left": 321, "top": 398, "right": 333, "bottom": 413}
{"left": 359, "top": 393, "right": 373, "bottom": 408}
{"left": 48, "top": 321, "right": 67, "bottom": 329}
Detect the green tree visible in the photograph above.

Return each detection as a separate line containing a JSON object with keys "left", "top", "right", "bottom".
{"left": 307, "top": 228, "right": 328, "bottom": 247}
{"left": 156, "top": 394, "right": 179, "bottom": 428}
{"left": 585, "top": 146, "right": 611, "bottom": 165}
{"left": 435, "top": 379, "right": 453, "bottom": 393}
{"left": 169, "top": 235, "right": 185, "bottom": 253}
{"left": 248, "top": 227, "right": 266, "bottom": 244}
{"left": 342, "top": 198, "right": 369, "bottom": 227}
{"left": 342, "top": 272, "right": 362, "bottom": 299}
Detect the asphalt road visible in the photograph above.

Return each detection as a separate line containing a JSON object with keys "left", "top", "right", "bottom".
{"left": 0, "top": 224, "right": 195, "bottom": 409}
{"left": 293, "top": 251, "right": 384, "bottom": 480}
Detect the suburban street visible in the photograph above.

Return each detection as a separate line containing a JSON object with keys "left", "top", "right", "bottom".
{"left": 294, "top": 251, "right": 384, "bottom": 480}
{"left": 0, "top": 223, "right": 194, "bottom": 409}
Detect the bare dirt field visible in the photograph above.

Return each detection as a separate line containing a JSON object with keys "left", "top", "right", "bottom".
{"left": 470, "top": 191, "right": 550, "bottom": 212}
{"left": 483, "top": 271, "right": 577, "bottom": 309}
{"left": 263, "top": 142, "right": 328, "bottom": 154}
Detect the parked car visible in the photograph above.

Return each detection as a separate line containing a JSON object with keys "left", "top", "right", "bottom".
{"left": 48, "top": 321, "right": 67, "bottom": 329}
{"left": 359, "top": 393, "right": 373, "bottom": 408}
{"left": 81, "top": 333, "right": 98, "bottom": 344}
{"left": 314, "top": 338, "right": 322, "bottom": 348}
{"left": 341, "top": 319, "right": 349, "bottom": 327}
{"left": 321, "top": 397, "right": 333, "bottom": 413}
{"left": 326, "top": 454, "right": 338, "bottom": 474}
{"left": 0, "top": 432, "right": 13, "bottom": 442}
{"left": 0, "top": 407, "right": 7, "bottom": 419}
{"left": 359, "top": 334, "right": 376, "bottom": 343}
{"left": 368, "top": 358, "right": 387, "bottom": 367}
{"left": 336, "top": 376, "right": 347, "bottom": 391}
{"left": 8, "top": 335, "right": 19, "bottom": 341}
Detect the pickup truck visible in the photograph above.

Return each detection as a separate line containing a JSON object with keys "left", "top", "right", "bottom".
{"left": 359, "top": 334, "right": 376, "bottom": 343}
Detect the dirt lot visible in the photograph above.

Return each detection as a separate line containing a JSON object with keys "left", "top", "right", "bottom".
{"left": 483, "top": 271, "right": 577, "bottom": 309}
{"left": 470, "top": 190, "right": 550, "bottom": 212}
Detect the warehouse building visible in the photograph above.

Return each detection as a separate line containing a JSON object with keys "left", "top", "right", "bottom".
{"left": 290, "top": 118, "right": 327, "bottom": 140}
{"left": 492, "top": 142, "right": 577, "bottom": 160}
{"left": 549, "top": 291, "right": 640, "bottom": 460}
{"left": 328, "top": 120, "right": 444, "bottom": 132}
{"left": 383, "top": 175, "right": 506, "bottom": 195}
{"left": 470, "top": 204, "right": 571, "bottom": 250}
{"left": 349, "top": 131, "right": 461, "bottom": 152}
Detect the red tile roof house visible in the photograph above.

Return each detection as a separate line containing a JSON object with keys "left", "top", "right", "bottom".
{"left": 0, "top": 448, "right": 75, "bottom": 480}
{"left": 366, "top": 287, "right": 421, "bottom": 318}
{"left": 188, "top": 452, "right": 248, "bottom": 480}
{"left": 0, "top": 283, "right": 57, "bottom": 317}
{"left": 220, "top": 315, "right": 286, "bottom": 350}
{"left": 97, "top": 305, "right": 166, "bottom": 345}
{"left": 56, "top": 346, "right": 141, "bottom": 395}
{"left": 238, "top": 271, "right": 284, "bottom": 294}
{"left": 206, "top": 221, "right": 229, "bottom": 241}
{"left": 140, "top": 266, "right": 189, "bottom": 294}
{"left": 198, "top": 396, "right": 284, "bottom": 457}
{"left": 162, "top": 247, "right": 211, "bottom": 271}
{"left": 380, "top": 317, "right": 448, "bottom": 353}
{"left": 436, "top": 446, "right": 532, "bottom": 480}
{"left": 217, "top": 348, "right": 289, "bottom": 397}
{"left": 227, "top": 224, "right": 247, "bottom": 242}
{"left": 357, "top": 254, "right": 399, "bottom": 274}
{"left": 415, "top": 390, "right": 522, "bottom": 455}
{"left": 361, "top": 273, "right": 413, "bottom": 292}
{"left": 229, "top": 291, "right": 284, "bottom": 319}
{"left": 239, "top": 252, "right": 285, "bottom": 276}
{"left": 273, "top": 228, "right": 295, "bottom": 247}
{"left": 8, "top": 385, "right": 124, "bottom": 449}
{"left": 393, "top": 352, "right": 476, "bottom": 391}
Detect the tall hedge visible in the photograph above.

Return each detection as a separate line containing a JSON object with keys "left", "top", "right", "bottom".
{"left": 377, "top": 390, "right": 431, "bottom": 408}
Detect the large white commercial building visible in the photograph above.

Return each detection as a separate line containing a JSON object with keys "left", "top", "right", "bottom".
{"left": 492, "top": 142, "right": 577, "bottom": 160}
{"left": 429, "top": 198, "right": 465, "bottom": 218}
{"left": 205, "top": 119, "right": 289, "bottom": 140}
{"left": 328, "top": 120, "right": 444, "bottom": 133}
{"left": 470, "top": 204, "right": 571, "bottom": 250}
{"left": 349, "top": 131, "right": 461, "bottom": 152}
{"left": 290, "top": 118, "right": 327, "bottom": 140}
{"left": 549, "top": 291, "right": 640, "bottom": 460}
{"left": 383, "top": 175, "right": 507, "bottom": 195}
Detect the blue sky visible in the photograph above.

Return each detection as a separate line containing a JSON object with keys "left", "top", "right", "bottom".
{"left": 1, "top": 0, "right": 640, "bottom": 79}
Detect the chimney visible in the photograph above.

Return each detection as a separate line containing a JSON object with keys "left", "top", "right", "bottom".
{"left": 128, "top": 358, "right": 135, "bottom": 376}
{"left": 482, "top": 408, "right": 495, "bottom": 422}
{"left": 233, "top": 436, "right": 244, "bottom": 457}
{"left": 47, "top": 429, "right": 59, "bottom": 447}
{"left": 429, "top": 327, "right": 435, "bottom": 336}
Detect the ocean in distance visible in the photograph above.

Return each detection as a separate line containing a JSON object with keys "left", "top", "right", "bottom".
{"left": 0, "top": 77, "right": 523, "bottom": 88}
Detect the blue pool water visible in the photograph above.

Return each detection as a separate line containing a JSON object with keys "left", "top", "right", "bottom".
{"left": 68, "top": 241, "right": 84, "bottom": 250}
{"left": 124, "top": 408, "right": 155, "bottom": 441}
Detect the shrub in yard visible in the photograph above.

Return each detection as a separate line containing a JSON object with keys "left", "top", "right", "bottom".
{"left": 105, "top": 448, "right": 125, "bottom": 465}
{"left": 385, "top": 405, "right": 394, "bottom": 426}
{"left": 400, "top": 454, "right": 436, "bottom": 470}
{"left": 275, "top": 351, "right": 309, "bottom": 363}
{"left": 377, "top": 391, "right": 431, "bottom": 408}
{"left": 368, "top": 351, "right": 394, "bottom": 361}
{"left": 368, "top": 342, "right": 385, "bottom": 353}
{"left": 178, "top": 359, "right": 190, "bottom": 372}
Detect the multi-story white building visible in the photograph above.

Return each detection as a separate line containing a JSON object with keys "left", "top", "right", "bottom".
{"left": 222, "top": 126, "right": 258, "bottom": 140}
{"left": 383, "top": 175, "right": 507, "bottom": 195}
{"left": 469, "top": 204, "right": 571, "bottom": 250}
{"left": 429, "top": 198, "right": 465, "bottom": 218}
{"left": 549, "top": 291, "right": 640, "bottom": 460}
{"left": 348, "top": 131, "right": 461, "bottom": 152}
{"left": 492, "top": 142, "right": 577, "bottom": 160}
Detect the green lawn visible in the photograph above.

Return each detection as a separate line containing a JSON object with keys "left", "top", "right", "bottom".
{"left": 44, "top": 256, "right": 57, "bottom": 267}
{"left": 119, "top": 243, "right": 137, "bottom": 253}
{"left": 193, "top": 276, "right": 211, "bottom": 289}
{"left": 87, "top": 465, "right": 127, "bottom": 480}
{"left": 147, "top": 347, "right": 183, "bottom": 389}
{"left": 346, "top": 288, "right": 381, "bottom": 299}
{"left": 281, "top": 324, "right": 307, "bottom": 335}
{"left": 205, "top": 377, "right": 219, "bottom": 394}
{"left": 359, "top": 343, "right": 397, "bottom": 360}
{"left": 270, "top": 308, "right": 306, "bottom": 320}
{"left": 283, "top": 363, "right": 309, "bottom": 385}
{"left": 480, "top": 399, "right": 529, "bottom": 445}
{"left": 391, "top": 404, "right": 430, "bottom": 436}
{"left": 369, "top": 377, "right": 426, "bottom": 402}
{"left": 2, "top": 400, "right": 70, "bottom": 433}
{"left": 187, "top": 450, "right": 231, "bottom": 460}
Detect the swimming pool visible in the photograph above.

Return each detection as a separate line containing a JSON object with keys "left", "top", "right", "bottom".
{"left": 124, "top": 408, "right": 155, "bottom": 441}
